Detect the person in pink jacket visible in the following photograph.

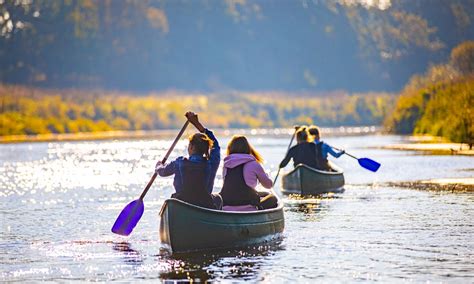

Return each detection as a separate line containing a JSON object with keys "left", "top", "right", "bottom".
{"left": 219, "top": 135, "right": 278, "bottom": 210}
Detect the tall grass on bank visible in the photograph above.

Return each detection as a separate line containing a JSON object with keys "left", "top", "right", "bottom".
{"left": 0, "top": 85, "right": 395, "bottom": 136}
{"left": 385, "top": 75, "right": 473, "bottom": 145}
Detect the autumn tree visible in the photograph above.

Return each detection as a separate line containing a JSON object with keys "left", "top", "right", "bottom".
{"left": 450, "top": 41, "right": 474, "bottom": 75}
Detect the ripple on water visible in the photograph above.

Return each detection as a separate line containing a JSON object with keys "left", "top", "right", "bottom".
{"left": 1, "top": 136, "right": 473, "bottom": 282}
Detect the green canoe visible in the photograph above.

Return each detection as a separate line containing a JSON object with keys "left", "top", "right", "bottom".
{"left": 159, "top": 198, "right": 285, "bottom": 253}
{"left": 281, "top": 163, "right": 345, "bottom": 195}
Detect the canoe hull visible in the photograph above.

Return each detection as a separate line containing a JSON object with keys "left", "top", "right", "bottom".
{"left": 281, "top": 164, "right": 345, "bottom": 195}
{"left": 159, "top": 198, "right": 285, "bottom": 253}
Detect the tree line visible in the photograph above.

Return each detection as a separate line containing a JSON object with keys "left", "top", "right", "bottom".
{"left": 0, "top": 87, "right": 395, "bottom": 136}
{"left": 1, "top": 1, "right": 474, "bottom": 92}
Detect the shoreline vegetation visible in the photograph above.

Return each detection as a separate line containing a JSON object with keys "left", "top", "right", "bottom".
{"left": 384, "top": 41, "right": 474, "bottom": 148}
{"left": 1, "top": 42, "right": 473, "bottom": 154}
{"left": 0, "top": 126, "right": 380, "bottom": 144}
{"left": 0, "top": 84, "right": 395, "bottom": 136}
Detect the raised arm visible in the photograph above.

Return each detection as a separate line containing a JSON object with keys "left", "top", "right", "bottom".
{"left": 185, "top": 111, "right": 221, "bottom": 192}
{"left": 184, "top": 111, "right": 220, "bottom": 162}
{"left": 185, "top": 111, "right": 205, "bottom": 132}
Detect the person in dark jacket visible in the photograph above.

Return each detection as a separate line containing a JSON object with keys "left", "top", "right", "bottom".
{"left": 279, "top": 126, "right": 319, "bottom": 169}
{"left": 219, "top": 135, "right": 278, "bottom": 210}
{"left": 155, "top": 111, "right": 222, "bottom": 209}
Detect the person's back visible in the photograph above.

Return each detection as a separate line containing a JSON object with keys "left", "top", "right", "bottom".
{"left": 314, "top": 141, "right": 331, "bottom": 171}
{"left": 282, "top": 142, "right": 318, "bottom": 168}
{"left": 308, "top": 125, "right": 345, "bottom": 171}
{"left": 176, "top": 158, "right": 216, "bottom": 208}
{"left": 156, "top": 112, "right": 222, "bottom": 209}
{"left": 220, "top": 156, "right": 261, "bottom": 206}
{"left": 219, "top": 135, "right": 277, "bottom": 210}
{"left": 279, "top": 127, "right": 319, "bottom": 169}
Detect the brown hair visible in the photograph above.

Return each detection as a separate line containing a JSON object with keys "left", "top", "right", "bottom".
{"left": 296, "top": 126, "right": 309, "bottom": 143}
{"left": 308, "top": 125, "right": 320, "bottom": 140}
{"left": 188, "top": 133, "right": 213, "bottom": 160}
{"left": 227, "top": 135, "right": 264, "bottom": 163}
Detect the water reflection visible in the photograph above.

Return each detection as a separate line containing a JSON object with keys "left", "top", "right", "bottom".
{"left": 283, "top": 194, "right": 342, "bottom": 219}
{"left": 159, "top": 241, "right": 283, "bottom": 282}
{"left": 112, "top": 242, "right": 143, "bottom": 265}
{"left": 284, "top": 192, "right": 344, "bottom": 201}
{"left": 2, "top": 135, "right": 473, "bottom": 282}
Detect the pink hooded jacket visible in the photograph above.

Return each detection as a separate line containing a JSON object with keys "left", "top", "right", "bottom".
{"left": 222, "top": 153, "right": 273, "bottom": 189}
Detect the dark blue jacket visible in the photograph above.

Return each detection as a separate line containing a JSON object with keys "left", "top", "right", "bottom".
{"left": 156, "top": 128, "right": 220, "bottom": 193}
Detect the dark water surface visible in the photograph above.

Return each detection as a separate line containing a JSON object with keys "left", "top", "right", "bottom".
{"left": 1, "top": 131, "right": 473, "bottom": 282}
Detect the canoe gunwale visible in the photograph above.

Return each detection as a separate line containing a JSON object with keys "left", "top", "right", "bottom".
{"left": 281, "top": 163, "right": 345, "bottom": 195}
{"left": 159, "top": 198, "right": 284, "bottom": 217}
{"left": 284, "top": 163, "right": 344, "bottom": 177}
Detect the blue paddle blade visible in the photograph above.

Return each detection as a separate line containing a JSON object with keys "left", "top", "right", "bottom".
{"left": 358, "top": 158, "right": 381, "bottom": 172}
{"left": 111, "top": 199, "right": 144, "bottom": 236}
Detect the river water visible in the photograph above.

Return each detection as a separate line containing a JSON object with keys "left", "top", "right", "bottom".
{"left": 1, "top": 130, "right": 473, "bottom": 282}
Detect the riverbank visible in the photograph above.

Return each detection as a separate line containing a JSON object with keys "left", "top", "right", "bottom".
{"left": 0, "top": 126, "right": 380, "bottom": 144}
{"left": 382, "top": 135, "right": 474, "bottom": 156}
{"left": 388, "top": 178, "right": 474, "bottom": 192}
{"left": 0, "top": 130, "right": 180, "bottom": 144}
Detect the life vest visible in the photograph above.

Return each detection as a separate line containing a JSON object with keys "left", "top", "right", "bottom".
{"left": 220, "top": 163, "right": 261, "bottom": 206}
{"left": 315, "top": 141, "right": 331, "bottom": 171}
{"left": 172, "top": 159, "right": 216, "bottom": 209}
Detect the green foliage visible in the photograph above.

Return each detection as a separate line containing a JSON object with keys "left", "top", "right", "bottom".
{"left": 0, "top": 85, "right": 395, "bottom": 136}
{"left": 2, "top": 0, "right": 474, "bottom": 92}
{"left": 384, "top": 88, "right": 430, "bottom": 134}
{"left": 386, "top": 41, "right": 474, "bottom": 144}
{"left": 415, "top": 78, "right": 474, "bottom": 144}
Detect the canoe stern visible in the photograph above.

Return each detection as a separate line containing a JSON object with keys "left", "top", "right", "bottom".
{"left": 159, "top": 199, "right": 285, "bottom": 253}
{"left": 282, "top": 164, "right": 345, "bottom": 195}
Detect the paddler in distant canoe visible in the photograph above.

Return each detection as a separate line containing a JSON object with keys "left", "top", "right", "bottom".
{"left": 307, "top": 125, "right": 345, "bottom": 171}
{"left": 155, "top": 111, "right": 223, "bottom": 209}
{"left": 279, "top": 126, "right": 320, "bottom": 170}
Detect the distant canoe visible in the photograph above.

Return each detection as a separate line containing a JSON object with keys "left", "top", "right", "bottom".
{"left": 281, "top": 163, "right": 345, "bottom": 195}
{"left": 159, "top": 198, "right": 285, "bottom": 253}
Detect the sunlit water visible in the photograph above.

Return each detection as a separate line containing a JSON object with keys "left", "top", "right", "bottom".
{"left": 1, "top": 131, "right": 473, "bottom": 282}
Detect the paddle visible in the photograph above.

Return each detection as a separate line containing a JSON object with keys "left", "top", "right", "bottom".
{"left": 332, "top": 146, "right": 381, "bottom": 172}
{"left": 273, "top": 127, "right": 297, "bottom": 185}
{"left": 111, "top": 121, "right": 190, "bottom": 236}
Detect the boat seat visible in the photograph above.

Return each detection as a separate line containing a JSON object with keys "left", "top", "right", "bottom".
{"left": 222, "top": 205, "right": 258, "bottom": 212}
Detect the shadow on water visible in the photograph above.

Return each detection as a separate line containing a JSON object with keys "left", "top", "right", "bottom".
{"left": 158, "top": 241, "right": 284, "bottom": 282}
{"left": 112, "top": 241, "right": 144, "bottom": 265}
{"left": 283, "top": 193, "right": 343, "bottom": 221}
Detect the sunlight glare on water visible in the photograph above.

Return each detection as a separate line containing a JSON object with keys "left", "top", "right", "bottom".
{"left": 0, "top": 131, "right": 473, "bottom": 282}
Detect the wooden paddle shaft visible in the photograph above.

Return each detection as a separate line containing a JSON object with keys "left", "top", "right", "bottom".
{"left": 287, "top": 132, "right": 296, "bottom": 151}
{"left": 139, "top": 121, "right": 190, "bottom": 200}
{"left": 343, "top": 152, "right": 358, "bottom": 159}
